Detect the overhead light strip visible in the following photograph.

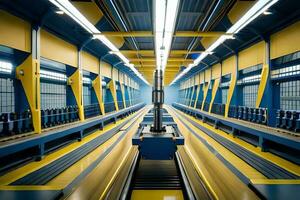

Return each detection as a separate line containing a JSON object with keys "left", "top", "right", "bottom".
{"left": 48, "top": 0, "right": 149, "bottom": 85}
{"left": 170, "top": 0, "right": 279, "bottom": 85}
{"left": 154, "top": 0, "right": 180, "bottom": 72}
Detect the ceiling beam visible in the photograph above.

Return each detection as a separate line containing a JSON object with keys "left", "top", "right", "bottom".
{"left": 134, "top": 64, "right": 181, "bottom": 67}
{"left": 120, "top": 50, "right": 204, "bottom": 55}
{"left": 129, "top": 58, "right": 193, "bottom": 62}
{"left": 98, "top": 31, "right": 232, "bottom": 37}
{"left": 132, "top": 61, "right": 192, "bottom": 65}
{"left": 138, "top": 68, "right": 179, "bottom": 72}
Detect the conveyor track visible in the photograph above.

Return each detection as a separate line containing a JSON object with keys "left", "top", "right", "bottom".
{"left": 121, "top": 153, "right": 211, "bottom": 200}
{"left": 11, "top": 109, "right": 145, "bottom": 185}
{"left": 132, "top": 159, "right": 182, "bottom": 190}
{"left": 172, "top": 107, "right": 299, "bottom": 179}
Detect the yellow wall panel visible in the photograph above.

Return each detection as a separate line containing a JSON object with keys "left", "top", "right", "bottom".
{"left": 119, "top": 72, "right": 124, "bottom": 83}
{"left": 239, "top": 41, "right": 264, "bottom": 70}
{"left": 227, "top": 1, "right": 256, "bottom": 24}
{"left": 82, "top": 51, "right": 99, "bottom": 74}
{"left": 271, "top": 21, "right": 300, "bottom": 59}
{"left": 101, "top": 61, "right": 112, "bottom": 78}
{"left": 200, "top": 72, "right": 204, "bottom": 84}
{"left": 205, "top": 68, "right": 211, "bottom": 82}
{"left": 0, "top": 10, "right": 31, "bottom": 52}
{"left": 72, "top": 1, "right": 103, "bottom": 25}
{"left": 113, "top": 67, "right": 118, "bottom": 80}
{"left": 212, "top": 63, "right": 221, "bottom": 79}
{"left": 222, "top": 56, "right": 235, "bottom": 75}
{"left": 127, "top": 77, "right": 132, "bottom": 87}
{"left": 195, "top": 73, "right": 200, "bottom": 85}
{"left": 41, "top": 29, "right": 78, "bottom": 67}
{"left": 189, "top": 77, "right": 194, "bottom": 87}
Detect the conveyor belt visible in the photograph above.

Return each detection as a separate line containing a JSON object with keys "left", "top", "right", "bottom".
{"left": 122, "top": 154, "right": 211, "bottom": 200}
{"left": 132, "top": 159, "right": 182, "bottom": 190}
{"left": 172, "top": 107, "right": 299, "bottom": 179}
{"left": 11, "top": 109, "right": 145, "bottom": 185}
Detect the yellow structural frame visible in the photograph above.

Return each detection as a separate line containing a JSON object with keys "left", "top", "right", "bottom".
{"left": 224, "top": 55, "right": 237, "bottom": 118}
{"left": 16, "top": 55, "right": 41, "bottom": 133}
{"left": 92, "top": 75, "right": 105, "bottom": 115}
{"left": 256, "top": 41, "right": 269, "bottom": 108}
{"left": 68, "top": 68, "right": 84, "bottom": 121}
{"left": 108, "top": 80, "right": 119, "bottom": 111}
{"left": 209, "top": 78, "right": 220, "bottom": 113}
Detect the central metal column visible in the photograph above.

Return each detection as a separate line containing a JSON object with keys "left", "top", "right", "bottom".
{"left": 152, "top": 69, "right": 164, "bottom": 132}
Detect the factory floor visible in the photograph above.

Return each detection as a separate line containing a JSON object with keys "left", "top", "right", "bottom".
{"left": 0, "top": 105, "right": 299, "bottom": 200}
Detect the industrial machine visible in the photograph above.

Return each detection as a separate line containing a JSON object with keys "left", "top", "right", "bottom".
{"left": 129, "top": 70, "right": 189, "bottom": 199}
{"left": 132, "top": 69, "right": 184, "bottom": 159}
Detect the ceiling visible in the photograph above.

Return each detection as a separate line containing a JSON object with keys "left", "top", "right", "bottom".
{"left": 1, "top": 0, "right": 299, "bottom": 85}
{"left": 96, "top": 0, "right": 235, "bottom": 85}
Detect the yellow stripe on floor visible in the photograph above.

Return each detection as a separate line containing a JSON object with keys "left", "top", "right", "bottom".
{"left": 251, "top": 179, "right": 300, "bottom": 185}
{"left": 176, "top": 106, "right": 300, "bottom": 176}
{"left": 167, "top": 106, "right": 266, "bottom": 180}
{"left": 166, "top": 106, "right": 259, "bottom": 200}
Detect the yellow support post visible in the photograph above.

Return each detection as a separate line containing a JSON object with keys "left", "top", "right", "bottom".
{"left": 108, "top": 80, "right": 119, "bottom": 111}
{"left": 16, "top": 55, "right": 41, "bottom": 133}
{"left": 92, "top": 75, "right": 105, "bottom": 115}
{"left": 256, "top": 41, "right": 269, "bottom": 108}
{"left": 201, "top": 82, "right": 210, "bottom": 110}
{"left": 68, "top": 69, "right": 84, "bottom": 121}
{"left": 209, "top": 78, "right": 220, "bottom": 113}
{"left": 194, "top": 85, "right": 200, "bottom": 108}
{"left": 224, "top": 56, "right": 238, "bottom": 118}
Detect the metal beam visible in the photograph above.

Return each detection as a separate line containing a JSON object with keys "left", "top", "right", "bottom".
{"left": 129, "top": 58, "right": 193, "bottom": 62}
{"left": 134, "top": 64, "right": 181, "bottom": 67}
{"left": 138, "top": 68, "right": 179, "bottom": 72}
{"left": 132, "top": 61, "right": 192, "bottom": 66}
{"left": 120, "top": 50, "right": 204, "bottom": 55}
{"left": 98, "top": 31, "right": 232, "bottom": 37}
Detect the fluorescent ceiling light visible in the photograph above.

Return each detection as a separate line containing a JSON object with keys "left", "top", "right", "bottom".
{"left": 263, "top": 10, "right": 272, "bottom": 15}
{"left": 49, "top": 0, "right": 99, "bottom": 33}
{"left": 170, "top": 0, "right": 279, "bottom": 85}
{"left": 93, "top": 34, "right": 119, "bottom": 52}
{"left": 55, "top": 10, "right": 64, "bottom": 15}
{"left": 154, "top": 0, "right": 180, "bottom": 72}
{"left": 227, "top": 0, "right": 278, "bottom": 34}
{"left": 48, "top": 0, "right": 148, "bottom": 85}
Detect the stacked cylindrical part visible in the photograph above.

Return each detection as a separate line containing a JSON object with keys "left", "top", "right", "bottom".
{"left": 152, "top": 69, "right": 164, "bottom": 132}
